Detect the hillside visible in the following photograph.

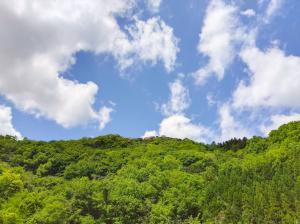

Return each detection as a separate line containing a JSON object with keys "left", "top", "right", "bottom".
{"left": 0, "top": 122, "right": 299, "bottom": 223}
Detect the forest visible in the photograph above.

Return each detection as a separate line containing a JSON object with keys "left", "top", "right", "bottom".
{"left": 0, "top": 122, "right": 299, "bottom": 223}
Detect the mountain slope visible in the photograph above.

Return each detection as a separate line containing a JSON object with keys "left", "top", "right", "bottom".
{"left": 0, "top": 122, "right": 299, "bottom": 223}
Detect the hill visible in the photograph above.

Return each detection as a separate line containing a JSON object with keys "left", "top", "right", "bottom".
{"left": 0, "top": 122, "right": 299, "bottom": 223}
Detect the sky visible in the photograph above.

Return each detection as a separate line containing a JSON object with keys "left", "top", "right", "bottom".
{"left": 0, "top": 0, "right": 300, "bottom": 142}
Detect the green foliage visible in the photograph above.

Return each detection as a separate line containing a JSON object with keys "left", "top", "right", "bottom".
{"left": 217, "top": 137, "right": 248, "bottom": 151}
{"left": 0, "top": 122, "right": 299, "bottom": 223}
{"left": 0, "top": 170, "right": 23, "bottom": 200}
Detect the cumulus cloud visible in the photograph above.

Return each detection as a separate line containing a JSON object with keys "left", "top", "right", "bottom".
{"left": 218, "top": 103, "right": 251, "bottom": 141}
{"left": 0, "top": 105, "right": 22, "bottom": 139}
{"left": 125, "top": 17, "right": 179, "bottom": 72}
{"left": 159, "top": 114, "right": 211, "bottom": 142}
{"left": 98, "top": 106, "right": 114, "bottom": 130}
{"left": 193, "top": 0, "right": 283, "bottom": 85}
{"left": 241, "top": 9, "right": 256, "bottom": 17}
{"left": 206, "top": 93, "right": 217, "bottom": 106}
{"left": 191, "top": 0, "right": 289, "bottom": 141}
{"left": 147, "top": 0, "right": 162, "bottom": 13}
{"left": 260, "top": 113, "right": 300, "bottom": 135}
{"left": 143, "top": 79, "right": 212, "bottom": 142}
{"left": 0, "top": 0, "right": 178, "bottom": 129}
{"left": 161, "top": 79, "right": 190, "bottom": 116}
{"left": 142, "top": 130, "right": 158, "bottom": 138}
{"left": 220, "top": 44, "right": 300, "bottom": 140}
{"left": 234, "top": 47, "right": 300, "bottom": 109}
{"left": 193, "top": 0, "right": 246, "bottom": 85}
{"left": 264, "top": 0, "right": 283, "bottom": 22}
{"left": 220, "top": 45, "right": 300, "bottom": 141}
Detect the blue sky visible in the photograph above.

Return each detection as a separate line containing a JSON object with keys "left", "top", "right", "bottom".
{"left": 0, "top": 0, "right": 299, "bottom": 142}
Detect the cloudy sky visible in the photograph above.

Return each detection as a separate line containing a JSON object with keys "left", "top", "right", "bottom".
{"left": 0, "top": 0, "right": 299, "bottom": 142}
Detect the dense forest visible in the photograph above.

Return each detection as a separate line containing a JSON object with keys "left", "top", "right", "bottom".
{"left": 0, "top": 122, "right": 299, "bottom": 223}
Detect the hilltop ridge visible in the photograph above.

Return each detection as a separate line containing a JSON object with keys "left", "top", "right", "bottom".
{"left": 0, "top": 122, "right": 299, "bottom": 223}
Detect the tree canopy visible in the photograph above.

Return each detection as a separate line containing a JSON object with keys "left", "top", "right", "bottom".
{"left": 0, "top": 122, "right": 299, "bottom": 223}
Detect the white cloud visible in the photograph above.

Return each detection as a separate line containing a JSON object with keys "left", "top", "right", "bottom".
{"left": 258, "top": 0, "right": 283, "bottom": 22}
{"left": 159, "top": 114, "right": 211, "bottom": 142}
{"left": 147, "top": 0, "right": 162, "bottom": 13}
{"left": 219, "top": 43, "right": 300, "bottom": 141}
{"left": 191, "top": 0, "right": 288, "bottom": 142}
{"left": 161, "top": 79, "right": 190, "bottom": 116}
{"left": 193, "top": 0, "right": 246, "bottom": 85}
{"left": 233, "top": 46, "right": 300, "bottom": 109}
{"left": 265, "top": 0, "right": 282, "bottom": 22}
{"left": 260, "top": 113, "right": 300, "bottom": 135}
{"left": 241, "top": 9, "right": 256, "bottom": 17}
{"left": 144, "top": 79, "right": 212, "bottom": 142}
{"left": 0, "top": 105, "right": 22, "bottom": 139}
{"left": 98, "top": 106, "right": 114, "bottom": 130}
{"left": 214, "top": 45, "right": 300, "bottom": 140}
{"left": 193, "top": 0, "right": 281, "bottom": 86}
{"left": 206, "top": 93, "right": 216, "bottom": 106}
{"left": 124, "top": 17, "right": 179, "bottom": 72}
{"left": 218, "top": 103, "right": 251, "bottom": 141}
{"left": 142, "top": 130, "right": 158, "bottom": 138}
{"left": 0, "top": 0, "right": 178, "bottom": 129}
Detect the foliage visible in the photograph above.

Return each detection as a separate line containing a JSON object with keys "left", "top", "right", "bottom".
{"left": 0, "top": 122, "right": 299, "bottom": 223}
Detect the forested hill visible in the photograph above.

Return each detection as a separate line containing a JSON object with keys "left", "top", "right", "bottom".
{"left": 0, "top": 122, "right": 299, "bottom": 223}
